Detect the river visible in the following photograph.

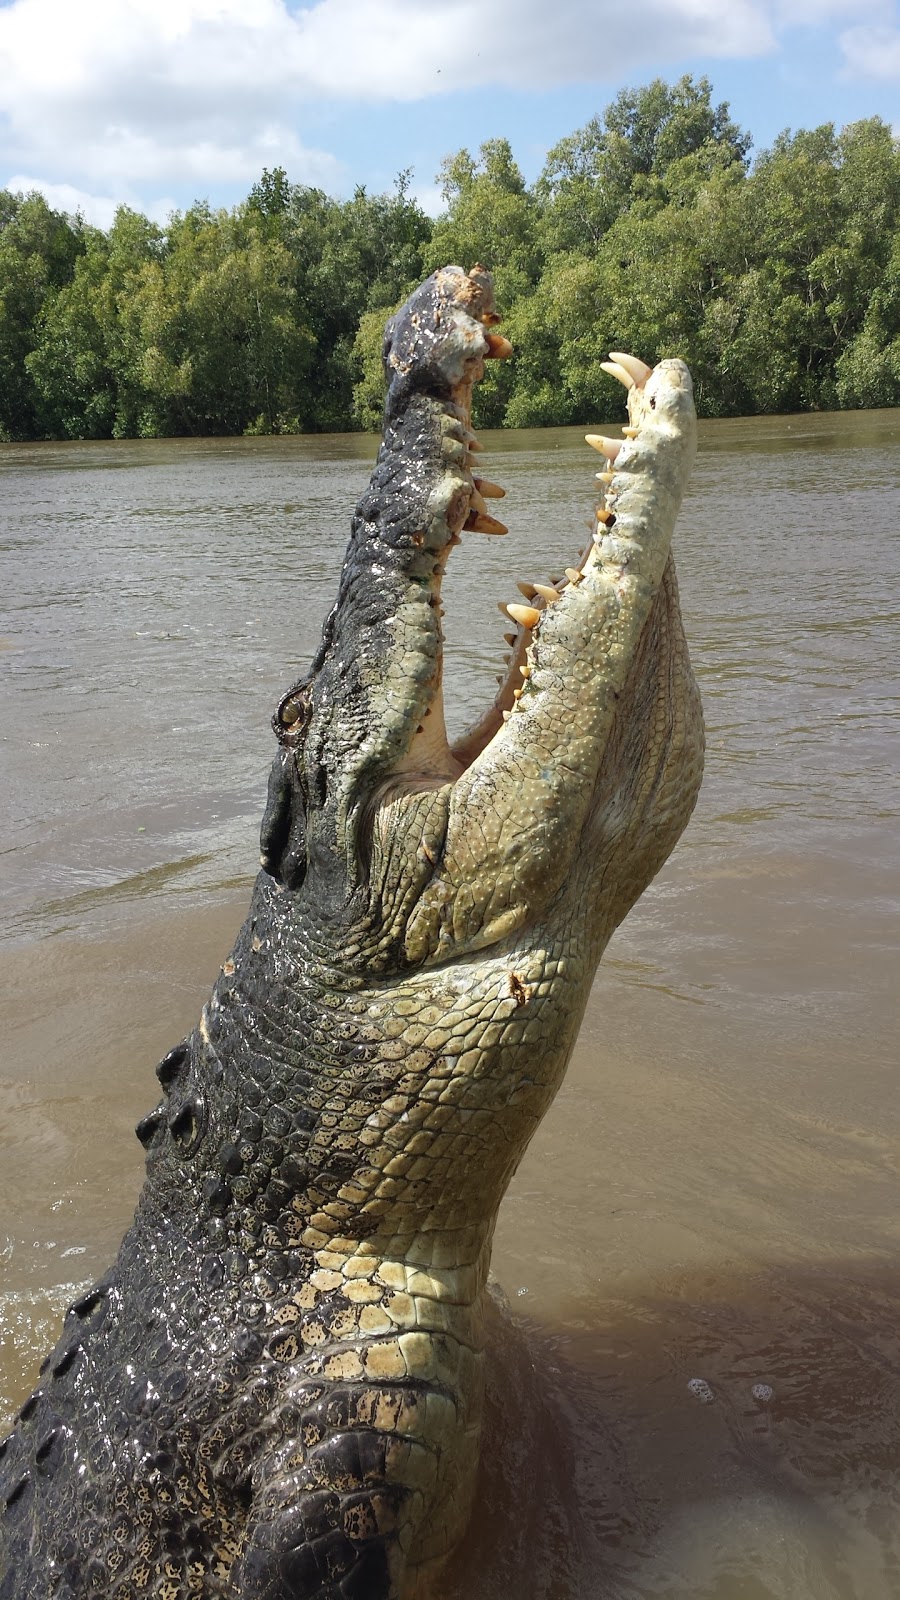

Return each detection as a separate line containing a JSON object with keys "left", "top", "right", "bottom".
{"left": 1, "top": 412, "right": 899, "bottom": 1597}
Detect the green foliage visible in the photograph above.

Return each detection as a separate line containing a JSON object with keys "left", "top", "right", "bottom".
{"left": 538, "top": 75, "right": 749, "bottom": 257}
{"left": 2, "top": 83, "right": 899, "bottom": 440}
{"left": 351, "top": 306, "right": 394, "bottom": 431}
{"left": 0, "top": 193, "right": 86, "bottom": 439}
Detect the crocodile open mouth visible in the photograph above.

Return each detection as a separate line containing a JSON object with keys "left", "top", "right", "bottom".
{"left": 400, "top": 293, "right": 664, "bottom": 783}
{"left": 264, "top": 264, "right": 697, "bottom": 965}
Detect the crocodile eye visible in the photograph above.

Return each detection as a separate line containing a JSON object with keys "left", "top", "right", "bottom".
{"left": 165, "top": 1092, "right": 207, "bottom": 1157}
{"left": 168, "top": 1104, "right": 193, "bottom": 1142}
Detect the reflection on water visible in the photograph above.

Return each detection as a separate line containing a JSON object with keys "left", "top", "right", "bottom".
{"left": 1, "top": 412, "right": 899, "bottom": 1596}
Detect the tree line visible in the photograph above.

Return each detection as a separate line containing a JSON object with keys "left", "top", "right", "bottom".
{"left": 2, "top": 76, "right": 899, "bottom": 442}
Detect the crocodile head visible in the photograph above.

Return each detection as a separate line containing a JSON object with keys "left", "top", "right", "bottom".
{"left": 261, "top": 263, "right": 703, "bottom": 982}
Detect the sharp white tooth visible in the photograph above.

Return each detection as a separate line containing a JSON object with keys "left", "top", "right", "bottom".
{"left": 623, "top": 425, "right": 639, "bottom": 438}
{"left": 595, "top": 470, "right": 615, "bottom": 485}
{"left": 585, "top": 434, "right": 622, "bottom": 462}
{"left": 501, "top": 709, "right": 511, "bottom": 721}
{"left": 599, "top": 360, "right": 635, "bottom": 389}
{"left": 596, "top": 507, "right": 614, "bottom": 525}
{"left": 565, "top": 567, "right": 583, "bottom": 584}
{"left": 506, "top": 603, "right": 541, "bottom": 629}
{"left": 470, "top": 488, "right": 488, "bottom": 515}
{"left": 533, "top": 583, "right": 560, "bottom": 603}
{"left": 608, "top": 351, "right": 653, "bottom": 387}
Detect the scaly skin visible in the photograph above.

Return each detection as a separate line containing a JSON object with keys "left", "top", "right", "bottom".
{"left": 0, "top": 267, "right": 703, "bottom": 1600}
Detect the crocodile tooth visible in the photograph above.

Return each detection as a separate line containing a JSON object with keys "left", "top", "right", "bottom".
{"left": 565, "top": 568, "right": 583, "bottom": 584}
{"left": 532, "top": 584, "right": 561, "bottom": 603}
{"left": 520, "top": 664, "right": 532, "bottom": 678}
{"left": 623, "top": 425, "right": 639, "bottom": 438}
{"left": 585, "top": 434, "right": 622, "bottom": 462}
{"left": 608, "top": 351, "right": 653, "bottom": 387}
{"left": 470, "top": 488, "right": 488, "bottom": 515}
{"left": 596, "top": 470, "right": 615, "bottom": 485}
{"left": 474, "top": 477, "right": 506, "bottom": 498}
{"left": 513, "top": 687, "right": 523, "bottom": 699}
{"left": 516, "top": 580, "right": 537, "bottom": 599}
{"left": 596, "top": 507, "right": 614, "bottom": 524}
{"left": 505, "top": 603, "right": 541, "bottom": 629}
{"left": 501, "top": 709, "right": 511, "bottom": 721}
{"left": 465, "top": 510, "right": 507, "bottom": 535}
{"left": 485, "top": 333, "right": 514, "bottom": 359}
{"left": 599, "top": 360, "right": 636, "bottom": 389}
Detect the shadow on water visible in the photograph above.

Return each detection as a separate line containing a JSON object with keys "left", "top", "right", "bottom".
{"left": 448, "top": 1265, "right": 900, "bottom": 1600}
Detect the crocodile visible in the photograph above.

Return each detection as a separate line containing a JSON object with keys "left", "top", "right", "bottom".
{"left": 0, "top": 265, "right": 703, "bottom": 1600}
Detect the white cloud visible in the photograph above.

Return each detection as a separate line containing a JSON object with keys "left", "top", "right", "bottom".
{"left": 0, "top": 0, "right": 776, "bottom": 209}
{"left": 839, "top": 22, "right": 900, "bottom": 80}
{"left": 407, "top": 181, "right": 445, "bottom": 219}
{"left": 0, "top": 0, "right": 344, "bottom": 205}
{"left": 3, "top": 0, "right": 887, "bottom": 216}
{"left": 0, "top": 0, "right": 777, "bottom": 128}
{"left": 289, "top": 0, "right": 774, "bottom": 96}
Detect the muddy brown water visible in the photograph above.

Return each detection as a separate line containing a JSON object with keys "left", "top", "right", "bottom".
{"left": 1, "top": 412, "right": 899, "bottom": 1597}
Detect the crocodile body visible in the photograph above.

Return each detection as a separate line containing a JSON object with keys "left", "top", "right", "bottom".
{"left": 0, "top": 267, "right": 703, "bottom": 1599}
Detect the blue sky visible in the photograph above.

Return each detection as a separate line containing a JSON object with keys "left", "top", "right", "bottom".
{"left": 0, "top": 0, "right": 898, "bottom": 227}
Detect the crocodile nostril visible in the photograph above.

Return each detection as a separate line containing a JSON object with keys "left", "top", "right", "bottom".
{"left": 135, "top": 1108, "right": 164, "bottom": 1147}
